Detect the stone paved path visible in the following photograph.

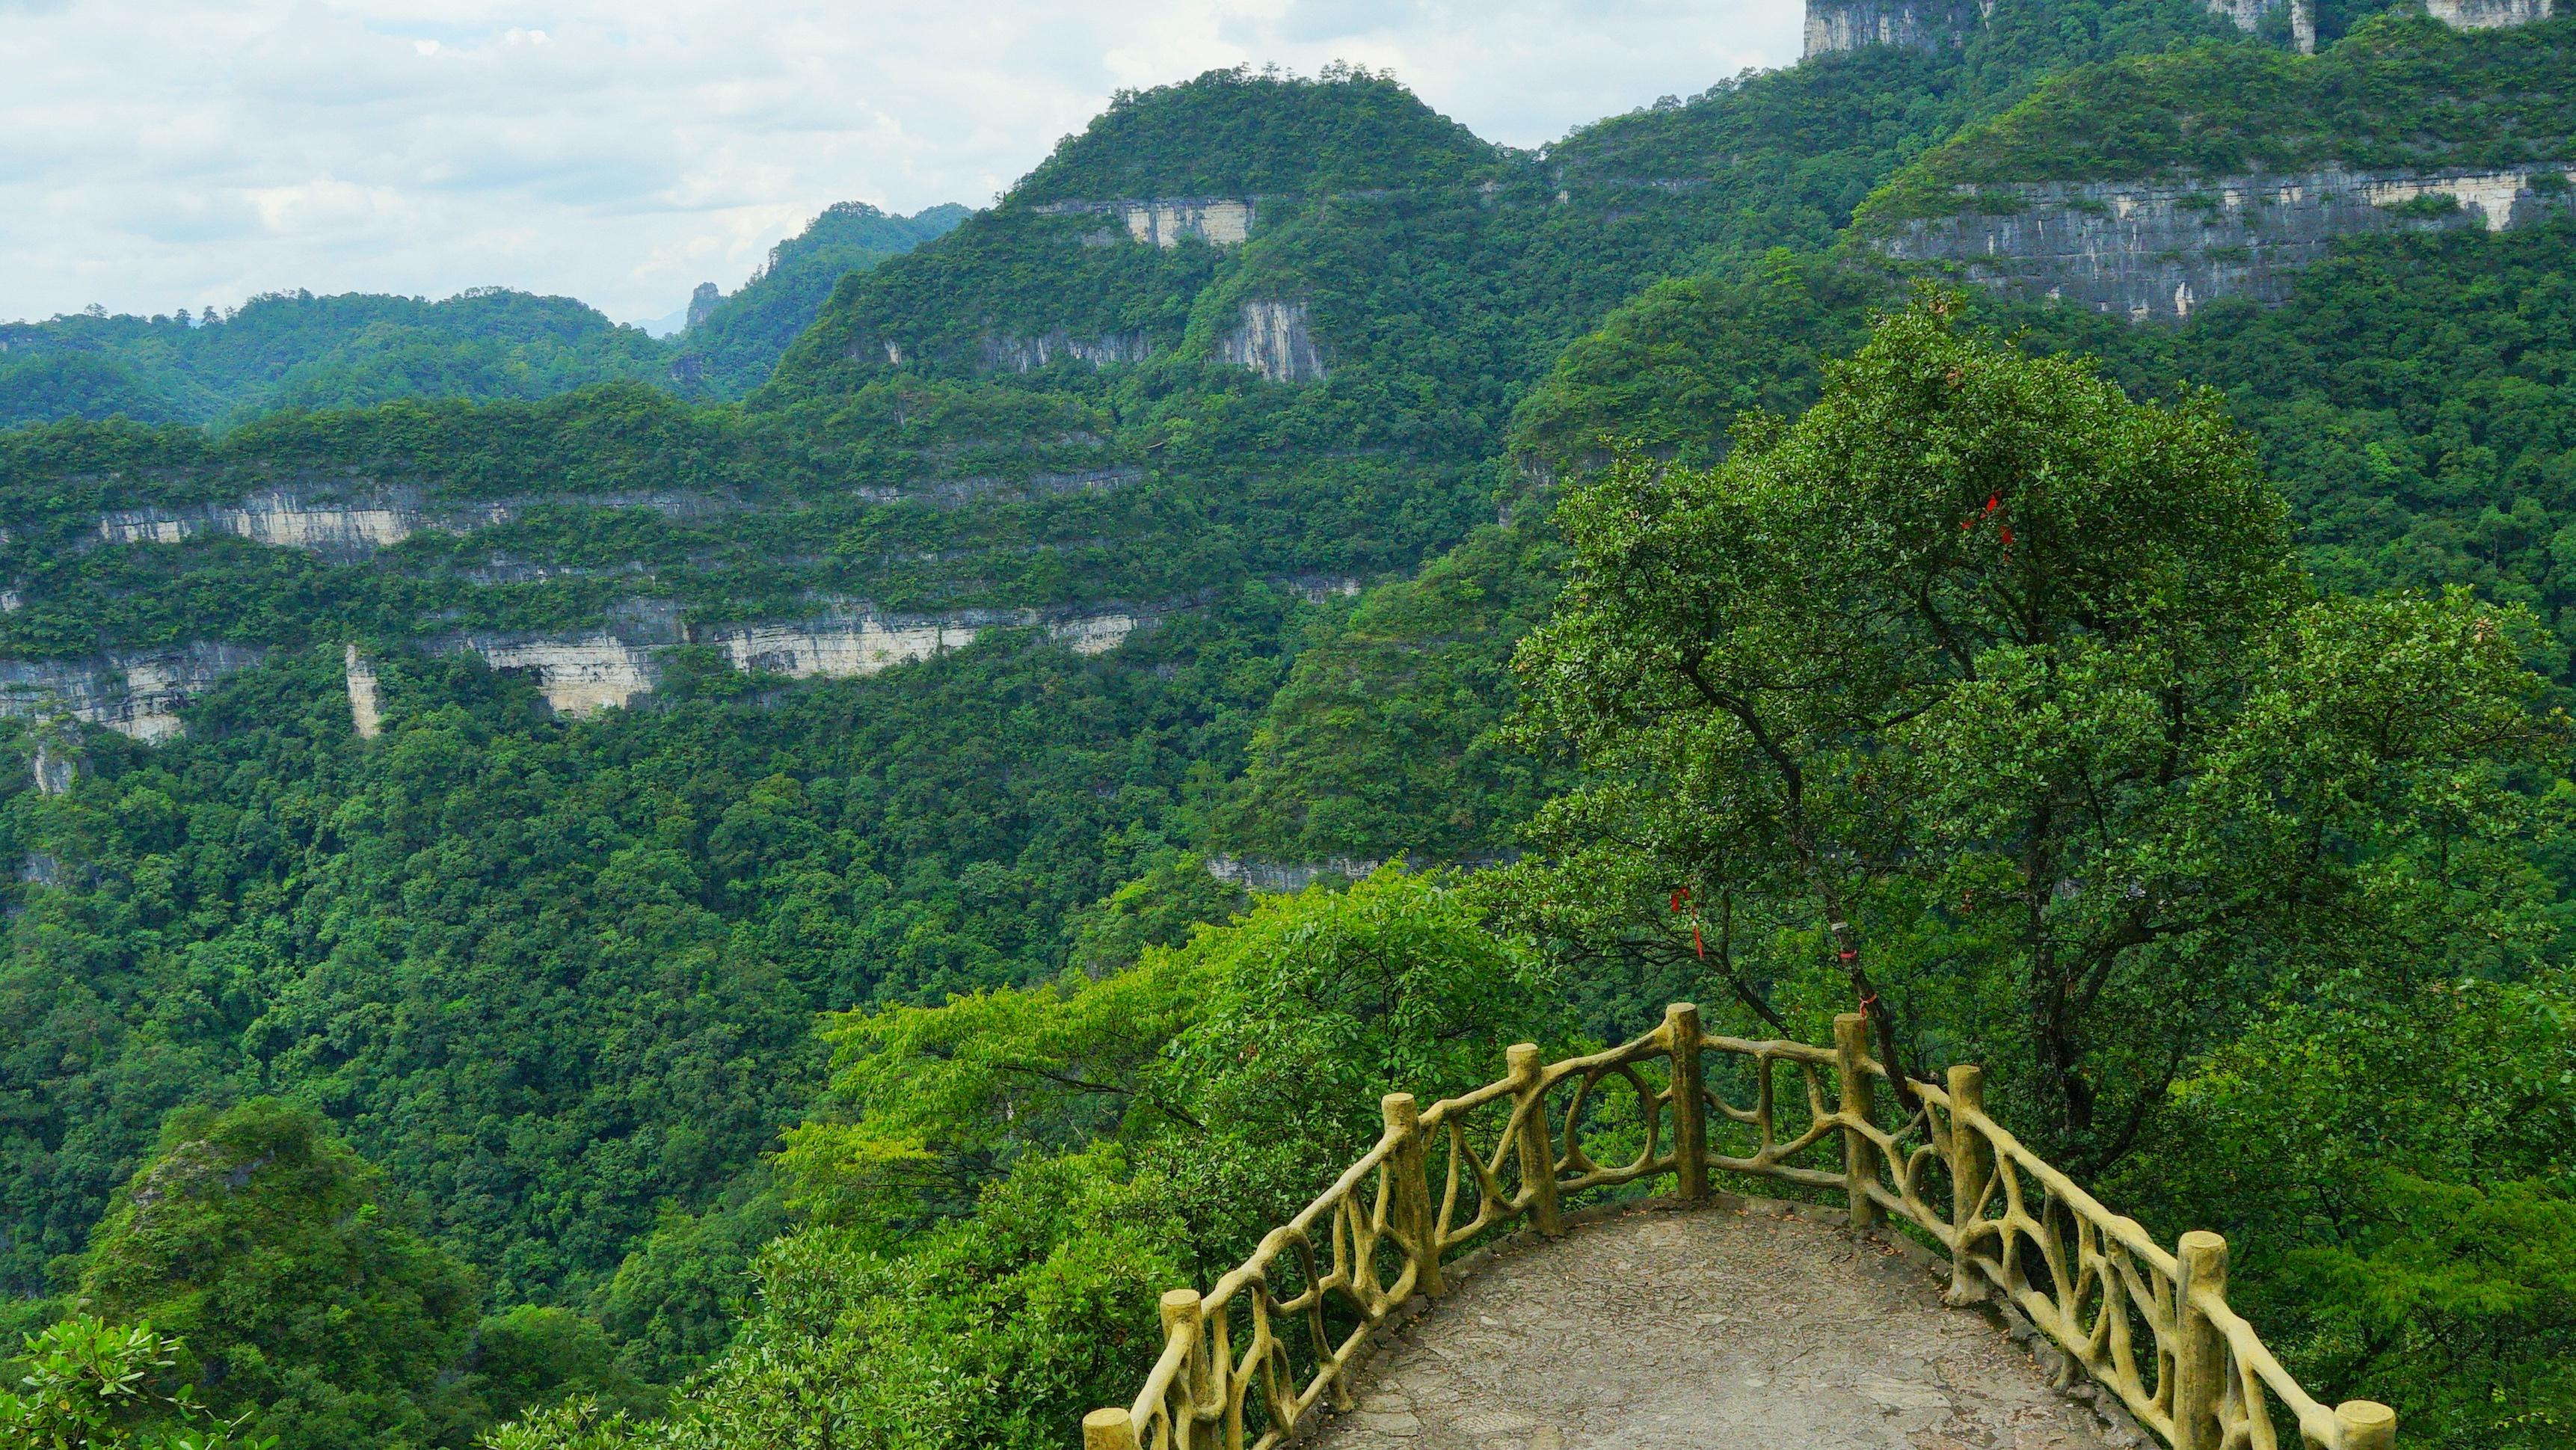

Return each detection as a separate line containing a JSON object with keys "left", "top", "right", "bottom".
{"left": 1307, "top": 1202, "right": 2127, "bottom": 1450}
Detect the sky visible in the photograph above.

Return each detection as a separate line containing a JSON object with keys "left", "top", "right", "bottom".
{"left": 0, "top": 0, "right": 1805, "bottom": 328}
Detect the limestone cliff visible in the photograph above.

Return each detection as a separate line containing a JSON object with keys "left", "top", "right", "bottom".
{"left": 0, "top": 642, "right": 266, "bottom": 743}
{"left": 0, "top": 593, "right": 1160, "bottom": 737}
{"left": 2429, "top": 0, "right": 2554, "bottom": 25}
{"left": 1033, "top": 197, "right": 1255, "bottom": 248}
{"left": 345, "top": 646, "right": 384, "bottom": 740}
{"left": 97, "top": 488, "right": 511, "bottom": 561}
{"left": 980, "top": 331, "right": 1155, "bottom": 372}
{"left": 455, "top": 633, "right": 661, "bottom": 716}
{"left": 1220, "top": 301, "right": 1330, "bottom": 384}
{"left": 1869, "top": 165, "right": 2576, "bottom": 319}
{"left": 1801, "top": 0, "right": 2576, "bottom": 55}
{"left": 704, "top": 605, "right": 1145, "bottom": 683}
{"left": 1802, "top": 0, "right": 1982, "bottom": 57}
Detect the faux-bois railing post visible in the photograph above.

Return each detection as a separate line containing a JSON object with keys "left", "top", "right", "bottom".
{"left": 1094, "top": 1001, "right": 2402, "bottom": 1450}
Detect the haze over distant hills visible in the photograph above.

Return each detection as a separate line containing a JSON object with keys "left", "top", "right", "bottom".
{"left": 0, "top": 200, "right": 968, "bottom": 428}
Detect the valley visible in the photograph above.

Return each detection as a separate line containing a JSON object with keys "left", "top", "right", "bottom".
{"left": 2, "top": 4, "right": 2572, "bottom": 1449}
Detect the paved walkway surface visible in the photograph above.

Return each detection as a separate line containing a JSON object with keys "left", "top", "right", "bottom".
{"left": 1308, "top": 1203, "right": 2126, "bottom": 1450}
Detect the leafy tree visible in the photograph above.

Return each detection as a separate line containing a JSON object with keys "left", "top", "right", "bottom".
{"left": 1505, "top": 296, "right": 2563, "bottom": 1170}
{"left": 2130, "top": 979, "right": 2576, "bottom": 1446}
{"left": 0, "top": 1318, "right": 268, "bottom": 1450}
{"left": 508, "top": 869, "right": 1570, "bottom": 1450}
{"left": 445, "top": 1306, "right": 660, "bottom": 1433}
{"left": 74, "top": 1102, "right": 479, "bottom": 1450}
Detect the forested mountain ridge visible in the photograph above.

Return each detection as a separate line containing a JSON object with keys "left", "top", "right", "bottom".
{"left": 0, "top": 201, "right": 962, "bottom": 431}
{"left": 0, "top": 289, "right": 671, "bottom": 430}
{"left": 4, "top": 7, "right": 2573, "bottom": 1449}
{"left": 668, "top": 202, "right": 970, "bottom": 400}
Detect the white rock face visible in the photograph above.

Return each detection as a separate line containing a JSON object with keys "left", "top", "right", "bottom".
{"left": 709, "top": 612, "right": 980, "bottom": 679}
{"left": 1875, "top": 165, "right": 2576, "bottom": 320}
{"left": 2362, "top": 171, "right": 2537, "bottom": 230}
{"left": 31, "top": 738, "right": 77, "bottom": 795}
{"left": 2204, "top": 0, "right": 2314, "bottom": 51}
{"left": 0, "top": 642, "right": 266, "bottom": 743}
{"left": 2427, "top": 0, "right": 2551, "bottom": 25}
{"left": 345, "top": 645, "right": 384, "bottom": 740}
{"left": 1206, "top": 854, "right": 1383, "bottom": 893}
{"left": 460, "top": 635, "right": 658, "bottom": 716}
{"left": 1126, "top": 200, "right": 1252, "bottom": 248}
{"left": 704, "top": 606, "right": 1147, "bottom": 680}
{"left": 1220, "top": 301, "right": 1329, "bottom": 384}
{"left": 103, "top": 491, "right": 416, "bottom": 557}
{"left": 981, "top": 331, "right": 1155, "bottom": 372}
{"left": 1048, "top": 612, "right": 1138, "bottom": 655}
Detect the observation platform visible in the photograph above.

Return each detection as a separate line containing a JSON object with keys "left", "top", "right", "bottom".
{"left": 1307, "top": 1199, "right": 2133, "bottom": 1450}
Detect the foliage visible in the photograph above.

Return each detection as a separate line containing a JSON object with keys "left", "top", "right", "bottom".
{"left": 1999, "top": 218, "right": 2576, "bottom": 672}
{"left": 671, "top": 203, "right": 970, "bottom": 400}
{"left": 1208, "top": 512, "right": 1564, "bottom": 866}
{"left": 72, "top": 1102, "right": 478, "bottom": 1450}
{"left": 0, "top": 595, "right": 1294, "bottom": 1317}
{"left": 452, "top": 1307, "right": 663, "bottom": 1430}
{"left": 497, "top": 871, "right": 1562, "bottom": 1450}
{"left": 775, "top": 867, "right": 1566, "bottom": 1233}
{"left": 1862, "top": 13, "right": 2576, "bottom": 221}
{"left": 1504, "top": 298, "right": 2564, "bottom": 1172}
{"left": 2131, "top": 980, "right": 2576, "bottom": 1447}
{"left": 0, "top": 292, "right": 673, "bottom": 430}
{"left": 1014, "top": 64, "right": 1496, "bottom": 204}
{"left": 0, "top": 1317, "right": 268, "bottom": 1450}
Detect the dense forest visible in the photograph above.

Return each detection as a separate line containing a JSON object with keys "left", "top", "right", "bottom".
{"left": 0, "top": 203, "right": 963, "bottom": 430}
{"left": 4, "top": 4, "right": 2574, "bottom": 1449}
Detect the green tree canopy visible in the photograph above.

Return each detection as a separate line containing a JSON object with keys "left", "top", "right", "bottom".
{"left": 74, "top": 1102, "right": 479, "bottom": 1450}
{"left": 1506, "top": 294, "right": 2564, "bottom": 1168}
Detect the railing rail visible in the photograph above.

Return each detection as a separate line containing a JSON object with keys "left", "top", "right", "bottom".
{"left": 1083, "top": 1004, "right": 2397, "bottom": 1450}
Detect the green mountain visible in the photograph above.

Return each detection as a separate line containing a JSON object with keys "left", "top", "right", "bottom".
{"left": 0, "top": 202, "right": 967, "bottom": 430}
{"left": 3, "top": 7, "right": 2573, "bottom": 1447}
{"left": 0, "top": 289, "right": 672, "bottom": 429}
{"left": 669, "top": 201, "right": 970, "bottom": 399}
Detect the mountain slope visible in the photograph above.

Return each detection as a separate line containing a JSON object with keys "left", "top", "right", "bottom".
{"left": 0, "top": 289, "right": 677, "bottom": 429}
{"left": 670, "top": 201, "right": 969, "bottom": 399}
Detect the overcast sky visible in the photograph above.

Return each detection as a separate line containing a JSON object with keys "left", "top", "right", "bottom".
{"left": 1, "top": 1, "right": 1805, "bottom": 328}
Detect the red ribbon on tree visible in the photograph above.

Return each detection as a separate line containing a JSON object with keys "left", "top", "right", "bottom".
{"left": 1671, "top": 887, "right": 1706, "bottom": 959}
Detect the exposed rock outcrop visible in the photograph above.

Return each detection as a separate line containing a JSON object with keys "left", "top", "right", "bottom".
{"left": 2426, "top": 0, "right": 2552, "bottom": 25}
{"left": 455, "top": 633, "right": 660, "bottom": 717}
{"left": 1870, "top": 166, "right": 2576, "bottom": 321}
{"left": 345, "top": 645, "right": 384, "bottom": 740}
{"left": 980, "top": 331, "right": 1155, "bottom": 372}
{"left": 97, "top": 488, "right": 517, "bottom": 562}
{"left": 1205, "top": 854, "right": 1382, "bottom": 893}
{"left": 2204, "top": 0, "right": 2314, "bottom": 51}
{"left": 0, "top": 642, "right": 267, "bottom": 743}
{"left": 1804, "top": 0, "right": 2337, "bottom": 54}
{"left": 93, "top": 487, "right": 743, "bottom": 563}
{"left": 704, "top": 604, "right": 1145, "bottom": 681}
{"left": 101, "top": 489, "right": 431, "bottom": 560}
{"left": 1803, "top": 0, "right": 1981, "bottom": 56}
{"left": 1220, "top": 301, "right": 1329, "bottom": 384}
{"left": 1034, "top": 197, "right": 1254, "bottom": 248}
{"left": 0, "top": 602, "right": 1156, "bottom": 737}
{"left": 30, "top": 736, "right": 79, "bottom": 795}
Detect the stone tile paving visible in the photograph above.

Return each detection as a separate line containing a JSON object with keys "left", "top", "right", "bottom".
{"left": 1307, "top": 1202, "right": 2135, "bottom": 1450}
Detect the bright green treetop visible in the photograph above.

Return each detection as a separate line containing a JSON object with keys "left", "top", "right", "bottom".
{"left": 74, "top": 1102, "right": 478, "bottom": 1450}
{"left": 1506, "top": 292, "right": 2564, "bottom": 1169}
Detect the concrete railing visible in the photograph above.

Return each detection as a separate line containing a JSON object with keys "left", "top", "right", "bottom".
{"left": 1083, "top": 1004, "right": 2397, "bottom": 1450}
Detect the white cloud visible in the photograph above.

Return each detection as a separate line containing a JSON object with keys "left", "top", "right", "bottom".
{"left": 0, "top": 0, "right": 1802, "bottom": 325}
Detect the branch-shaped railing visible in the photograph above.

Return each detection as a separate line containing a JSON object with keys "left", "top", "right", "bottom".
{"left": 1083, "top": 1004, "right": 2400, "bottom": 1450}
